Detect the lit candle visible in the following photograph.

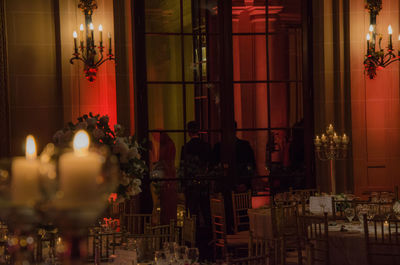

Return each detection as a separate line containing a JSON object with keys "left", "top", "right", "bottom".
{"left": 314, "top": 135, "right": 321, "bottom": 146}
{"left": 73, "top": 31, "right": 78, "bottom": 54}
{"left": 333, "top": 133, "right": 340, "bottom": 144}
{"left": 79, "top": 24, "right": 84, "bottom": 49}
{"left": 367, "top": 33, "right": 371, "bottom": 52}
{"left": 342, "top": 133, "right": 349, "bottom": 144}
{"left": 108, "top": 32, "right": 112, "bottom": 55}
{"left": 59, "top": 130, "right": 102, "bottom": 206}
{"left": 98, "top": 24, "right": 103, "bottom": 47}
{"left": 369, "top": 24, "right": 374, "bottom": 49}
{"left": 11, "top": 135, "right": 41, "bottom": 206}
{"left": 388, "top": 25, "right": 393, "bottom": 50}
{"left": 327, "top": 124, "right": 334, "bottom": 135}
{"left": 321, "top": 134, "right": 327, "bottom": 143}
{"left": 89, "top": 23, "right": 94, "bottom": 46}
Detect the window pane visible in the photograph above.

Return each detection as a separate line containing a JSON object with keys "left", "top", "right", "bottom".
{"left": 234, "top": 83, "right": 269, "bottom": 130}
{"left": 146, "top": 36, "right": 182, "bottom": 82}
{"left": 233, "top": 35, "right": 267, "bottom": 81}
{"left": 183, "top": 0, "right": 193, "bottom": 33}
{"left": 232, "top": 4, "right": 266, "bottom": 34}
{"left": 184, "top": 36, "right": 195, "bottom": 82}
{"left": 145, "top": 0, "right": 181, "bottom": 33}
{"left": 148, "top": 85, "right": 184, "bottom": 130}
{"left": 268, "top": 29, "right": 302, "bottom": 81}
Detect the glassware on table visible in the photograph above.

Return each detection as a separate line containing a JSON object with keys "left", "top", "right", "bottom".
{"left": 163, "top": 242, "right": 178, "bottom": 262}
{"left": 154, "top": 250, "right": 168, "bottom": 265}
{"left": 344, "top": 207, "right": 355, "bottom": 222}
{"left": 356, "top": 205, "right": 368, "bottom": 225}
{"left": 174, "top": 245, "right": 188, "bottom": 265}
{"left": 186, "top": 247, "right": 199, "bottom": 264}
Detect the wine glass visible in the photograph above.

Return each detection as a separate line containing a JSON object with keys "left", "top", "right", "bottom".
{"left": 344, "top": 207, "right": 355, "bottom": 222}
{"left": 186, "top": 247, "right": 199, "bottom": 264}
{"left": 154, "top": 251, "right": 167, "bottom": 265}
{"left": 356, "top": 205, "right": 368, "bottom": 225}
{"left": 174, "top": 245, "right": 188, "bottom": 265}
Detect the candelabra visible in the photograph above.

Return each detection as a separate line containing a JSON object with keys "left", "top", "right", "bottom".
{"left": 314, "top": 124, "right": 350, "bottom": 194}
{"left": 364, "top": 0, "right": 400, "bottom": 79}
{"left": 70, "top": 0, "right": 115, "bottom": 82}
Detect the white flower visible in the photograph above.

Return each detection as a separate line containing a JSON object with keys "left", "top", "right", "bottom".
{"left": 76, "top": 121, "right": 88, "bottom": 130}
{"left": 113, "top": 137, "right": 129, "bottom": 156}
{"left": 121, "top": 177, "right": 130, "bottom": 186}
{"left": 127, "top": 147, "right": 139, "bottom": 160}
{"left": 93, "top": 128, "right": 105, "bottom": 139}
{"left": 133, "top": 178, "right": 141, "bottom": 186}
{"left": 87, "top": 117, "right": 97, "bottom": 127}
{"left": 53, "top": 130, "right": 64, "bottom": 144}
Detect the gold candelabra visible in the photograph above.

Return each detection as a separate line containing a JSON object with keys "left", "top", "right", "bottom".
{"left": 314, "top": 124, "right": 350, "bottom": 194}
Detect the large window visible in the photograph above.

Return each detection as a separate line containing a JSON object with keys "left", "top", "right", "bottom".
{"left": 139, "top": 0, "right": 309, "bottom": 191}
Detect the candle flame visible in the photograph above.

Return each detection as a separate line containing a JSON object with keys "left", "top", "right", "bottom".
{"left": 80, "top": 24, "right": 84, "bottom": 31}
{"left": 367, "top": 33, "right": 371, "bottom": 41}
{"left": 369, "top": 24, "right": 374, "bottom": 32}
{"left": 388, "top": 25, "right": 393, "bottom": 35}
{"left": 89, "top": 23, "right": 94, "bottom": 30}
{"left": 99, "top": 24, "right": 103, "bottom": 31}
{"left": 26, "top": 135, "right": 37, "bottom": 160}
{"left": 73, "top": 31, "right": 77, "bottom": 38}
{"left": 73, "top": 130, "right": 89, "bottom": 156}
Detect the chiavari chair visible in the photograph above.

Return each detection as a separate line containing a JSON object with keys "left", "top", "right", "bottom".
{"left": 298, "top": 212, "right": 329, "bottom": 265}
{"left": 248, "top": 230, "right": 280, "bottom": 265}
{"left": 210, "top": 193, "right": 248, "bottom": 260}
{"left": 227, "top": 254, "right": 269, "bottom": 265}
{"left": 181, "top": 214, "right": 196, "bottom": 247}
{"left": 232, "top": 190, "right": 252, "bottom": 233}
{"left": 121, "top": 213, "right": 152, "bottom": 235}
{"left": 363, "top": 214, "right": 400, "bottom": 265}
{"left": 87, "top": 228, "right": 123, "bottom": 263}
{"left": 144, "top": 219, "right": 177, "bottom": 251}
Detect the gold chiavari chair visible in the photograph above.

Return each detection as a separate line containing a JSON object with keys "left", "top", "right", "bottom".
{"left": 121, "top": 213, "right": 152, "bottom": 235}
{"left": 144, "top": 219, "right": 177, "bottom": 251}
{"left": 232, "top": 190, "right": 252, "bottom": 233}
{"left": 248, "top": 230, "right": 280, "bottom": 265}
{"left": 363, "top": 214, "right": 400, "bottom": 265}
{"left": 210, "top": 193, "right": 248, "bottom": 260}
{"left": 181, "top": 214, "right": 196, "bottom": 247}
{"left": 299, "top": 213, "right": 329, "bottom": 265}
{"left": 227, "top": 254, "right": 269, "bottom": 265}
{"left": 87, "top": 228, "right": 123, "bottom": 263}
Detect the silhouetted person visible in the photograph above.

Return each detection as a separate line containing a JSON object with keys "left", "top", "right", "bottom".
{"left": 180, "top": 121, "right": 211, "bottom": 225}
{"left": 212, "top": 122, "right": 256, "bottom": 192}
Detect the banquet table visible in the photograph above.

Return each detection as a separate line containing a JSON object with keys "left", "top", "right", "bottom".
{"left": 248, "top": 208, "right": 400, "bottom": 265}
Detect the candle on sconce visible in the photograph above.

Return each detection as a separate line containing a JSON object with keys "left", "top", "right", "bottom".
{"left": 367, "top": 33, "right": 371, "bottom": 52}
{"left": 89, "top": 23, "right": 94, "bottom": 46}
{"left": 388, "top": 25, "right": 393, "bottom": 50}
{"left": 73, "top": 31, "right": 78, "bottom": 54}
{"left": 333, "top": 133, "right": 340, "bottom": 144}
{"left": 327, "top": 124, "right": 334, "bottom": 135}
{"left": 59, "top": 130, "right": 102, "bottom": 207}
{"left": 108, "top": 32, "right": 112, "bottom": 55}
{"left": 11, "top": 135, "right": 41, "bottom": 206}
{"left": 98, "top": 24, "right": 103, "bottom": 47}
{"left": 79, "top": 24, "right": 84, "bottom": 49}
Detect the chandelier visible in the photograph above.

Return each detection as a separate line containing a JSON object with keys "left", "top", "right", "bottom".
{"left": 70, "top": 0, "right": 115, "bottom": 82}
{"left": 364, "top": 0, "right": 400, "bottom": 79}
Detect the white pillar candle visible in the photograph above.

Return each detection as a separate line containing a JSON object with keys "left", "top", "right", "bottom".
{"left": 11, "top": 135, "right": 41, "bottom": 206}
{"left": 59, "top": 130, "right": 102, "bottom": 206}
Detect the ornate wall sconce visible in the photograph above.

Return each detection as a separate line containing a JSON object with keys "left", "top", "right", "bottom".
{"left": 70, "top": 0, "right": 115, "bottom": 82}
{"left": 364, "top": 0, "right": 400, "bottom": 79}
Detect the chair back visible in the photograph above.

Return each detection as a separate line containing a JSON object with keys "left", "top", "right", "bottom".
{"left": 121, "top": 213, "right": 152, "bottom": 235}
{"left": 145, "top": 219, "right": 177, "bottom": 251}
{"left": 227, "top": 254, "right": 269, "bottom": 265}
{"left": 87, "top": 229, "right": 123, "bottom": 263}
{"left": 299, "top": 212, "right": 329, "bottom": 265}
{"left": 210, "top": 193, "right": 228, "bottom": 259}
{"left": 181, "top": 214, "right": 196, "bottom": 247}
{"left": 363, "top": 214, "right": 400, "bottom": 265}
{"left": 232, "top": 190, "right": 252, "bottom": 233}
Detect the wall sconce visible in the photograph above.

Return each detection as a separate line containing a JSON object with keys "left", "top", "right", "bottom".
{"left": 364, "top": 0, "right": 400, "bottom": 79}
{"left": 70, "top": 0, "right": 115, "bottom": 82}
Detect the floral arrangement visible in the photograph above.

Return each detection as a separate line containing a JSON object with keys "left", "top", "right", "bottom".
{"left": 365, "top": 0, "right": 382, "bottom": 16}
{"left": 53, "top": 113, "right": 147, "bottom": 200}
